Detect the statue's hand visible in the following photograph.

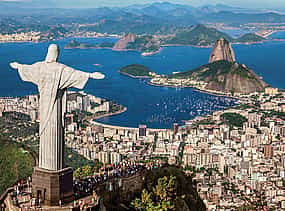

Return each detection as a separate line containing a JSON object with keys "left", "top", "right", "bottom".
{"left": 90, "top": 72, "right": 105, "bottom": 80}
{"left": 10, "top": 62, "right": 20, "bottom": 70}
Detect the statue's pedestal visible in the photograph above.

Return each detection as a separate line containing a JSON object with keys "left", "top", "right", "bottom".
{"left": 32, "top": 167, "right": 74, "bottom": 206}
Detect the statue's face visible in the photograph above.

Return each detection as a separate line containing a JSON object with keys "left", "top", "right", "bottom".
{"left": 45, "top": 44, "right": 59, "bottom": 63}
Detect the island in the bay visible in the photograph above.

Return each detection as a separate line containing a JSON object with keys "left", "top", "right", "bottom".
{"left": 121, "top": 37, "right": 269, "bottom": 96}
{"left": 65, "top": 24, "right": 265, "bottom": 56}
{"left": 65, "top": 33, "right": 161, "bottom": 56}
{"left": 119, "top": 64, "right": 156, "bottom": 78}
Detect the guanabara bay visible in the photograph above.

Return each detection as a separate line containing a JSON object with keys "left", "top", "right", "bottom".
{"left": 0, "top": 1, "right": 285, "bottom": 211}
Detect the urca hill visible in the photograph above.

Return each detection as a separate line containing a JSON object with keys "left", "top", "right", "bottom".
{"left": 169, "top": 38, "right": 268, "bottom": 94}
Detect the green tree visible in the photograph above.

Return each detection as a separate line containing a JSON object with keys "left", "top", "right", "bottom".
{"left": 0, "top": 141, "right": 33, "bottom": 195}
{"left": 221, "top": 112, "right": 248, "bottom": 128}
{"left": 82, "top": 165, "right": 93, "bottom": 177}
{"left": 74, "top": 167, "right": 83, "bottom": 179}
{"left": 132, "top": 190, "right": 154, "bottom": 210}
{"left": 131, "top": 176, "right": 177, "bottom": 211}
{"left": 92, "top": 161, "right": 103, "bottom": 173}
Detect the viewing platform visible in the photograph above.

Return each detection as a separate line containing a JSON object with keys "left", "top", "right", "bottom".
{"left": 1, "top": 163, "right": 162, "bottom": 210}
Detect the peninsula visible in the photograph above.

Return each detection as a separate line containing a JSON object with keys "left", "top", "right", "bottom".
{"left": 113, "top": 33, "right": 161, "bottom": 55}
{"left": 166, "top": 60, "right": 267, "bottom": 94}
{"left": 151, "top": 38, "right": 268, "bottom": 95}
{"left": 121, "top": 38, "right": 269, "bottom": 97}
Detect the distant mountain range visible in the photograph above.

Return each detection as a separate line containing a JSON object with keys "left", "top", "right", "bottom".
{"left": 65, "top": 25, "right": 265, "bottom": 55}
{"left": 1, "top": 2, "right": 285, "bottom": 36}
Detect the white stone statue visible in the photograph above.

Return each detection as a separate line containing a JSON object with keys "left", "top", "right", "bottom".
{"left": 10, "top": 44, "right": 105, "bottom": 171}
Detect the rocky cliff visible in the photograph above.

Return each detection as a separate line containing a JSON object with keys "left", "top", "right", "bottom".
{"left": 209, "top": 38, "right": 236, "bottom": 63}
{"left": 113, "top": 33, "right": 136, "bottom": 50}
{"left": 113, "top": 33, "right": 160, "bottom": 53}
{"left": 192, "top": 61, "right": 267, "bottom": 94}
{"left": 169, "top": 60, "right": 267, "bottom": 94}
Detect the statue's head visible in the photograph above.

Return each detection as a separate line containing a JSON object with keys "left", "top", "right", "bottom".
{"left": 45, "top": 44, "right": 59, "bottom": 63}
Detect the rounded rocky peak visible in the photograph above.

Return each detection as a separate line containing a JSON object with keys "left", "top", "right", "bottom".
{"left": 217, "top": 37, "right": 229, "bottom": 43}
{"left": 209, "top": 38, "right": 236, "bottom": 63}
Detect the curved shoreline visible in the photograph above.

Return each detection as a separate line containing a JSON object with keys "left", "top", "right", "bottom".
{"left": 119, "top": 71, "right": 151, "bottom": 79}
{"left": 147, "top": 81, "right": 242, "bottom": 101}
{"left": 160, "top": 39, "right": 273, "bottom": 48}
{"left": 92, "top": 120, "right": 169, "bottom": 131}
{"left": 92, "top": 81, "right": 242, "bottom": 130}
{"left": 91, "top": 105, "right": 170, "bottom": 131}
{"left": 65, "top": 46, "right": 113, "bottom": 50}
{"left": 93, "top": 107, "right": 128, "bottom": 120}
{"left": 141, "top": 47, "right": 163, "bottom": 56}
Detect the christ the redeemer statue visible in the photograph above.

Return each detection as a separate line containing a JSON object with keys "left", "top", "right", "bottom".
{"left": 10, "top": 44, "right": 105, "bottom": 171}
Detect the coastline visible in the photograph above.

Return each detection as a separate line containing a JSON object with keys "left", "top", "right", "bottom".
{"left": 64, "top": 46, "right": 113, "bottom": 50}
{"left": 112, "top": 48, "right": 161, "bottom": 56}
{"left": 147, "top": 81, "right": 242, "bottom": 100}
{"left": 141, "top": 47, "right": 163, "bottom": 56}
{"left": 161, "top": 44, "right": 212, "bottom": 48}
{"left": 192, "top": 88, "right": 242, "bottom": 101}
{"left": 118, "top": 70, "right": 244, "bottom": 101}
{"left": 82, "top": 107, "right": 128, "bottom": 123}
{"left": 256, "top": 29, "right": 285, "bottom": 38}
{"left": 93, "top": 107, "right": 127, "bottom": 120}
{"left": 119, "top": 71, "right": 152, "bottom": 79}
{"left": 65, "top": 46, "right": 158, "bottom": 55}
{"left": 3, "top": 34, "right": 285, "bottom": 50}
{"left": 92, "top": 120, "right": 169, "bottom": 132}
{"left": 160, "top": 38, "right": 276, "bottom": 49}
{"left": 232, "top": 40, "right": 267, "bottom": 45}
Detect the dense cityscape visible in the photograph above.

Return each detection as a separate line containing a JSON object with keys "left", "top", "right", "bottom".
{"left": 1, "top": 86, "right": 285, "bottom": 210}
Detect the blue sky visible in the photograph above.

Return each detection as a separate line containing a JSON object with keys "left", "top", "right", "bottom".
{"left": 1, "top": 0, "right": 285, "bottom": 9}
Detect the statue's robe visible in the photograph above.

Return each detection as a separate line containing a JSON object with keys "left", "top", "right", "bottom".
{"left": 18, "top": 62, "right": 89, "bottom": 171}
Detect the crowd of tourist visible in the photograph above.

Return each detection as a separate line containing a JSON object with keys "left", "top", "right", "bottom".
{"left": 4, "top": 161, "right": 164, "bottom": 210}
{"left": 73, "top": 161, "right": 163, "bottom": 199}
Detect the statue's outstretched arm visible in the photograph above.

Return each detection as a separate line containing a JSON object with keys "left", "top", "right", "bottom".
{"left": 10, "top": 62, "right": 40, "bottom": 85}
{"left": 10, "top": 62, "right": 22, "bottom": 70}
{"left": 60, "top": 65, "right": 105, "bottom": 90}
{"left": 89, "top": 72, "right": 105, "bottom": 80}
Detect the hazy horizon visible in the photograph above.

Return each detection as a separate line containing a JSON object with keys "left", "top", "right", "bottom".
{"left": 0, "top": 0, "right": 285, "bottom": 10}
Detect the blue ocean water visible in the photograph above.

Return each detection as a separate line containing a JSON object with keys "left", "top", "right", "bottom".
{"left": 220, "top": 28, "right": 254, "bottom": 38}
{"left": 0, "top": 32, "right": 285, "bottom": 128}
